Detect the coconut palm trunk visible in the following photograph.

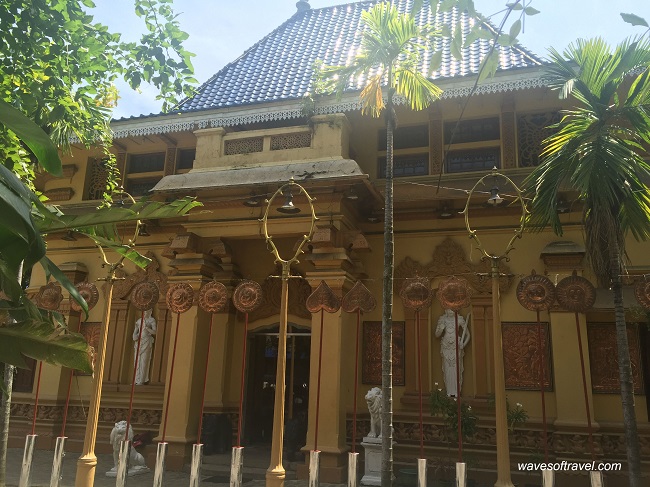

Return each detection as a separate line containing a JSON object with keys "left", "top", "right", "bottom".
{"left": 321, "top": 6, "right": 444, "bottom": 485}
{"left": 524, "top": 38, "right": 650, "bottom": 487}
{"left": 381, "top": 78, "right": 396, "bottom": 487}
{"left": 609, "top": 236, "right": 641, "bottom": 485}
{"left": 0, "top": 364, "right": 13, "bottom": 487}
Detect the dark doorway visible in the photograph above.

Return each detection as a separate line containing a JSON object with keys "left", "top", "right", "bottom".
{"left": 244, "top": 325, "right": 310, "bottom": 452}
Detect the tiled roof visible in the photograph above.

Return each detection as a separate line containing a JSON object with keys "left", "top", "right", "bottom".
{"left": 178, "top": 0, "right": 543, "bottom": 113}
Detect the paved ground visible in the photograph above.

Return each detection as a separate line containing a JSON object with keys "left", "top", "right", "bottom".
{"left": 3, "top": 447, "right": 345, "bottom": 487}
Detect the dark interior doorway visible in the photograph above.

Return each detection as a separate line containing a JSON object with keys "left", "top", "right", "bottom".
{"left": 244, "top": 324, "right": 310, "bottom": 455}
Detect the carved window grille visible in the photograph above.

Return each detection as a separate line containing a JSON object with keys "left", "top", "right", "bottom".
{"left": 517, "top": 112, "right": 560, "bottom": 167}
{"left": 86, "top": 157, "right": 109, "bottom": 200}
{"left": 126, "top": 178, "right": 160, "bottom": 197}
{"left": 128, "top": 152, "right": 165, "bottom": 173}
{"left": 446, "top": 147, "right": 501, "bottom": 173}
{"left": 378, "top": 153, "right": 429, "bottom": 178}
{"left": 224, "top": 137, "right": 263, "bottom": 155}
{"left": 270, "top": 132, "right": 311, "bottom": 150}
{"left": 378, "top": 124, "right": 429, "bottom": 150}
{"left": 176, "top": 148, "right": 195, "bottom": 170}
{"left": 444, "top": 117, "right": 500, "bottom": 144}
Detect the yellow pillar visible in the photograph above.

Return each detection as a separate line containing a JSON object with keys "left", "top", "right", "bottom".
{"left": 160, "top": 243, "right": 232, "bottom": 469}
{"left": 297, "top": 271, "right": 352, "bottom": 483}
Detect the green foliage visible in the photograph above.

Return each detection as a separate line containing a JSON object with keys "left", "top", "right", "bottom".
{"left": 430, "top": 385, "right": 478, "bottom": 440}
{"left": 0, "top": 100, "right": 61, "bottom": 176}
{"left": 523, "top": 37, "right": 650, "bottom": 285}
{"left": 486, "top": 393, "right": 529, "bottom": 431}
{"left": 0, "top": 0, "right": 196, "bottom": 166}
{"left": 321, "top": 2, "right": 443, "bottom": 117}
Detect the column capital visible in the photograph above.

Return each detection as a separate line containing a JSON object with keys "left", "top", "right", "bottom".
{"left": 540, "top": 241, "right": 586, "bottom": 272}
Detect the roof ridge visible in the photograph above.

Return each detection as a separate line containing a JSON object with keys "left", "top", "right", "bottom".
{"left": 176, "top": 6, "right": 314, "bottom": 111}
{"left": 167, "top": 0, "right": 544, "bottom": 116}
{"left": 471, "top": 11, "right": 544, "bottom": 66}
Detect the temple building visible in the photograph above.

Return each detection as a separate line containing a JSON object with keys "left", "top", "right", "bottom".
{"left": 12, "top": 1, "right": 649, "bottom": 485}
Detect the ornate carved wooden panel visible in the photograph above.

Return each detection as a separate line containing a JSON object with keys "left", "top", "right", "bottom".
{"left": 501, "top": 111, "right": 517, "bottom": 169}
{"left": 112, "top": 251, "right": 168, "bottom": 300}
{"left": 248, "top": 274, "right": 311, "bottom": 322}
{"left": 395, "top": 238, "right": 513, "bottom": 294}
{"left": 429, "top": 117, "right": 443, "bottom": 174}
{"left": 502, "top": 322, "right": 553, "bottom": 390}
{"left": 587, "top": 323, "right": 643, "bottom": 394}
{"left": 362, "top": 321, "right": 405, "bottom": 386}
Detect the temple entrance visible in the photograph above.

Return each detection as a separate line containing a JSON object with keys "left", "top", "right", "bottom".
{"left": 244, "top": 324, "right": 310, "bottom": 455}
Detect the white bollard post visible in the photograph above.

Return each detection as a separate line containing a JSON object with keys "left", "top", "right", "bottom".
{"left": 115, "top": 439, "right": 131, "bottom": 487}
{"left": 417, "top": 458, "right": 427, "bottom": 487}
{"left": 153, "top": 442, "right": 168, "bottom": 487}
{"left": 456, "top": 462, "right": 466, "bottom": 487}
{"left": 309, "top": 450, "right": 320, "bottom": 487}
{"left": 189, "top": 443, "right": 203, "bottom": 487}
{"left": 590, "top": 471, "right": 603, "bottom": 487}
{"left": 18, "top": 434, "right": 37, "bottom": 487}
{"left": 541, "top": 468, "right": 554, "bottom": 487}
{"left": 49, "top": 436, "right": 66, "bottom": 487}
{"left": 347, "top": 452, "right": 358, "bottom": 487}
{"left": 230, "top": 446, "right": 244, "bottom": 487}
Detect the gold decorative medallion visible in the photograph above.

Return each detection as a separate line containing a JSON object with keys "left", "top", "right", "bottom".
{"left": 341, "top": 281, "right": 376, "bottom": 314}
{"left": 232, "top": 280, "right": 263, "bottom": 314}
{"left": 36, "top": 282, "right": 63, "bottom": 311}
{"left": 634, "top": 280, "right": 650, "bottom": 310}
{"left": 198, "top": 281, "right": 228, "bottom": 314}
{"left": 305, "top": 280, "right": 341, "bottom": 314}
{"left": 516, "top": 271, "right": 556, "bottom": 311}
{"left": 400, "top": 277, "right": 432, "bottom": 311}
{"left": 166, "top": 283, "right": 195, "bottom": 314}
{"left": 437, "top": 276, "right": 472, "bottom": 311}
{"left": 130, "top": 281, "right": 159, "bottom": 311}
{"left": 70, "top": 281, "right": 100, "bottom": 312}
{"left": 556, "top": 272, "right": 596, "bottom": 313}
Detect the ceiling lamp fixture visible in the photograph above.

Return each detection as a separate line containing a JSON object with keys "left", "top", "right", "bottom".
{"left": 486, "top": 170, "right": 505, "bottom": 206}
{"left": 62, "top": 230, "right": 77, "bottom": 242}
{"left": 138, "top": 223, "right": 151, "bottom": 237}
{"left": 244, "top": 193, "right": 262, "bottom": 207}
{"left": 345, "top": 187, "right": 359, "bottom": 200}
{"left": 276, "top": 188, "right": 300, "bottom": 214}
{"left": 439, "top": 204, "right": 454, "bottom": 219}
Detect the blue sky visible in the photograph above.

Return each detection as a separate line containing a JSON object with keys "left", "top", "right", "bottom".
{"left": 89, "top": 0, "right": 648, "bottom": 119}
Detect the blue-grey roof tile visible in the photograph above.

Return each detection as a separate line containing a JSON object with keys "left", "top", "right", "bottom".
{"left": 148, "top": 1, "right": 543, "bottom": 118}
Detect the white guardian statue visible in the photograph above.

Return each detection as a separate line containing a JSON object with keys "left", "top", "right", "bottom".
{"left": 133, "top": 309, "right": 156, "bottom": 385}
{"left": 435, "top": 309, "right": 470, "bottom": 397}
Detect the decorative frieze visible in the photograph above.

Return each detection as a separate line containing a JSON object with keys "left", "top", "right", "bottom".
{"left": 362, "top": 321, "right": 405, "bottom": 386}
{"left": 395, "top": 238, "right": 513, "bottom": 294}
{"left": 587, "top": 323, "right": 643, "bottom": 394}
{"left": 502, "top": 322, "right": 553, "bottom": 390}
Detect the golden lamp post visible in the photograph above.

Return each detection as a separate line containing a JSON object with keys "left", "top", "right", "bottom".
{"left": 262, "top": 178, "right": 317, "bottom": 487}
{"left": 460, "top": 168, "right": 527, "bottom": 487}
{"left": 75, "top": 191, "right": 142, "bottom": 487}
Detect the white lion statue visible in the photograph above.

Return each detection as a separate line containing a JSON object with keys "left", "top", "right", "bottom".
{"left": 365, "top": 387, "right": 382, "bottom": 438}
{"left": 106, "top": 420, "right": 149, "bottom": 477}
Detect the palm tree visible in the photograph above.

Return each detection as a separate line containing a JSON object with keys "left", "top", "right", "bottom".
{"left": 524, "top": 37, "right": 650, "bottom": 487}
{"left": 322, "top": 3, "right": 442, "bottom": 484}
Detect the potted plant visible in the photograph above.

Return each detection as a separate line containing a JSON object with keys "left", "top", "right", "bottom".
{"left": 430, "top": 383, "right": 478, "bottom": 486}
